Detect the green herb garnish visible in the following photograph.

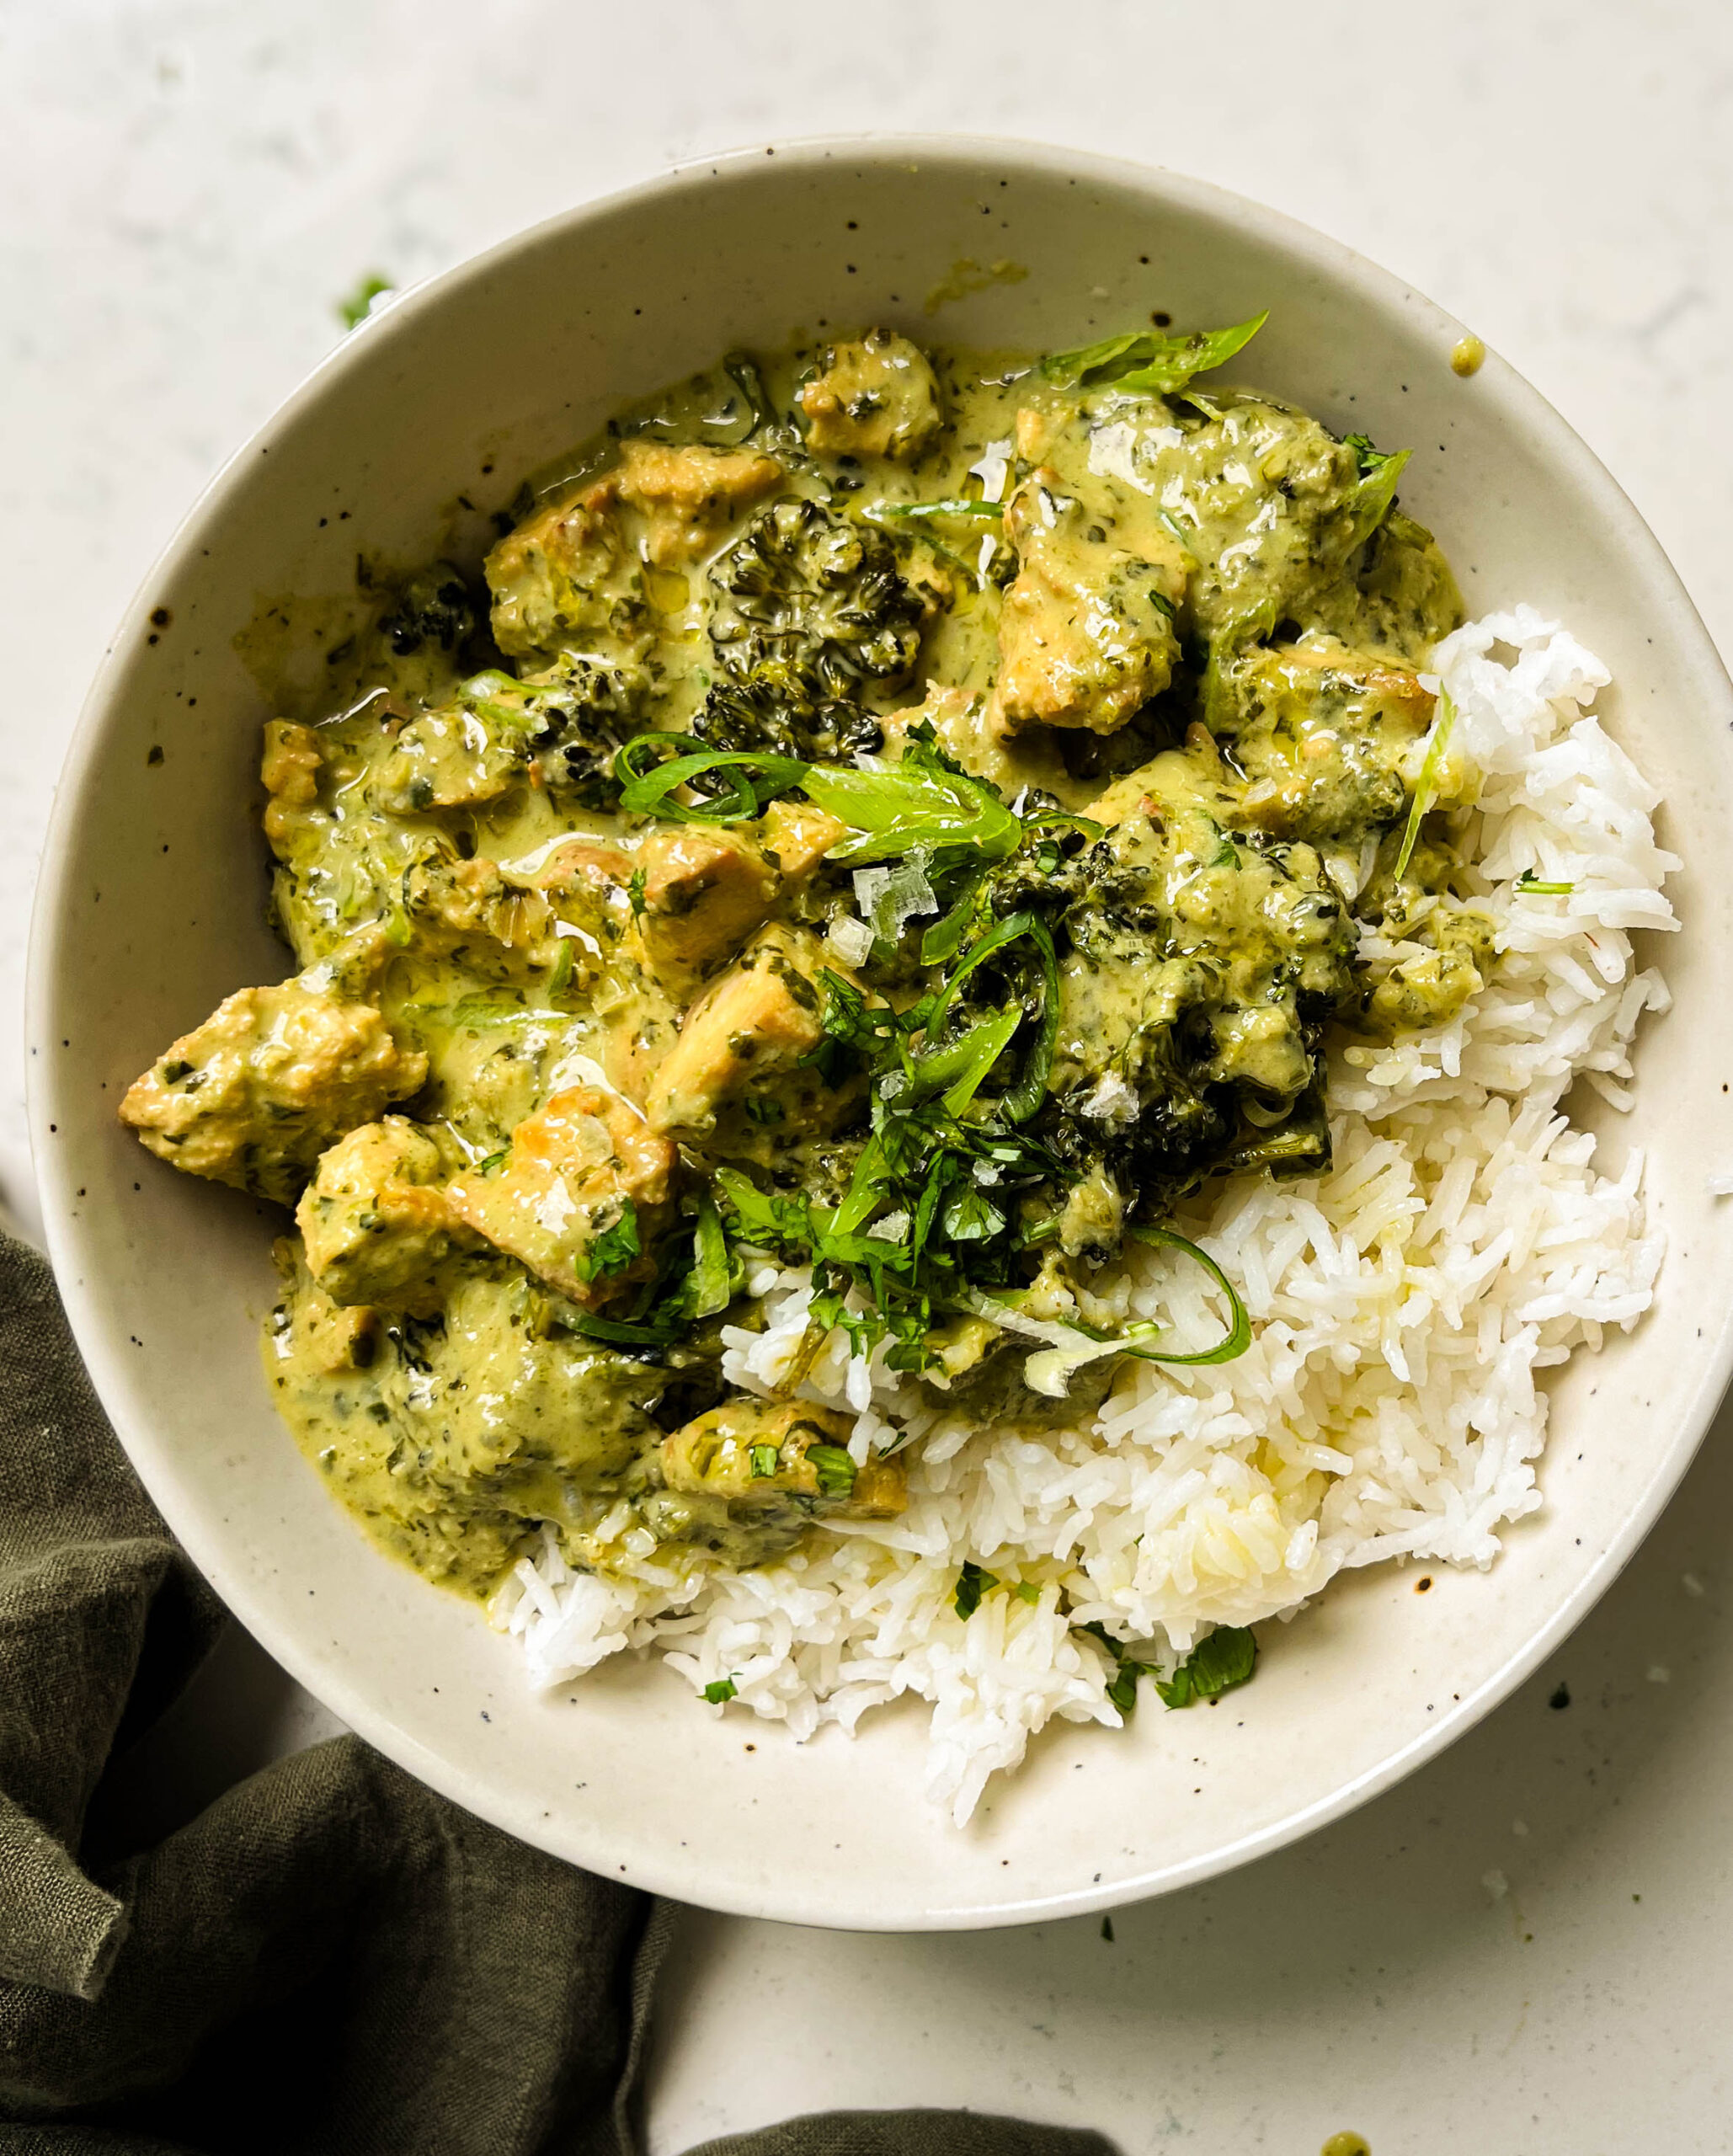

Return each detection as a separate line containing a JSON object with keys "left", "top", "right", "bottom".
{"left": 702, "top": 1678, "right": 738, "bottom": 1704}
{"left": 1341, "top": 446, "right": 1412, "bottom": 551}
{"left": 1516, "top": 874, "right": 1575, "bottom": 895}
{"left": 689, "top": 1194, "right": 733, "bottom": 1319}
{"left": 1394, "top": 691, "right": 1457, "bottom": 881}
{"left": 801, "top": 734, "right": 1020, "bottom": 867}
{"left": 953, "top": 1560, "right": 999, "bottom": 1619}
{"left": 1040, "top": 312, "right": 1268, "bottom": 395}
{"left": 867, "top": 497, "right": 1004, "bottom": 523}
{"left": 1154, "top": 1626, "right": 1259, "bottom": 1709}
{"left": 573, "top": 1200, "right": 642, "bottom": 1285}
{"left": 749, "top": 1444, "right": 780, "bottom": 1479}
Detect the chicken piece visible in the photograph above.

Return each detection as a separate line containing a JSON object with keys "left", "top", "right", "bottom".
{"left": 270, "top": 1248, "right": 381, "bottom": 1375}
{"left": 534, "top": 840, "right": 633, "bottom": 900}
{"left": 644, "top": 925, "right": 829, "bottom": 1139}
{"left": 660, "top": 1396, "right": 907, "bottom": 1518}
{"left": 635, "top": 825, "right": 778, "bottom": 991}
{"left": 403, "top": 851, "right": 554, "bottom": 960}
{"left": 375, "top": 702, "right": 530, "bottom": 814}
{"left": 615, "top": 440, "right": 783, "bottom": 567}
{"left": 797, "top": 330, "right": 943, "bottom": 462}
{"left": 758, "top": 799, "right": 845, "bottom": 883}
{"left": 1013, "top": 404, "right": 1055, "bottom": 463}
{"left": 486, "top": 444, "right": 781, "bottom": 660}
{"left": 261, "top": 721, "right": 323, "bottom": 850}
{"left": 120, "top": 980, "right": 427, "bottom": 1207}
{"left": 444, "top": 1085, "right": 675, "bottom": 1308}
{"left": 990, "top": 468, "right": 1186, "bottom": 735}
{"left": 484, "top": 475, "right": 648, "bottom": 664}
{"left": 1213, "top": 637, "right": 1436, "bottom": 845}
{"left": 295, "top": 1118, "right": 460, "bottom": 1310}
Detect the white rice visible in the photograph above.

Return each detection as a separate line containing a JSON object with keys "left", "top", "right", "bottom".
{"left": 491, "top": 608, "right": 1677, "bottom": 1825}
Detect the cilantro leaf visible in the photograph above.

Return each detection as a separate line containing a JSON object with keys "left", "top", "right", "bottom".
{"left": 808, "top": 1444, "right": 857, "bottom": 1498}
{"left": 1153, "top": 1625, "right": 1259, "bottom": 1709}
{"left": 1040, "top": 312, "right": 1267, "bottom": 395}
{"left": 713, "top": 1166, "right": 814, "bottom": 1257}
{"left": 573, "top": 1199, "right": 641, "bottom": 1284}
{"left": 702, "top": 1678, "right": 738, "bottom": 1705}
{"left": 1341, "top": 444, "right": 1411, "bottom": 551}
{"left": 1080, "top": 1620, "right": 1150, "bottom": 1716}
{"left": 953, "top": 1559, "right": 999, "bottom": 1620}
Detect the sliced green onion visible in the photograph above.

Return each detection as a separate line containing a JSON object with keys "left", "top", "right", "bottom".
{"left": 614, "top": 733, "right": 805, "bottom": 824}
{"left": 801, "top": 756, "right": 1021, "bottom": 867}
{"left": 924, "top": 910, "right": 1040, "bottom": 1033}
{"left": 556, "top": 1307, "right": 680, "bottom": 1348}
{"left": 920, "top": 873, "right": 985, "bottom": 963}
{"left": 867, "top": 498, "right": 1004, "bottom": 522}
{"left": 828, "top": 1132, "right": 888, "bottom": 1238}
{"left": 1342, "top": 446, "right": 1412, "bottom": 551}
{"left": 1516, "top": 874, "right": 1575, "bottom": 895}
{"left": 1393, "top": 691, "right": 1457, "bottom": 881}
{"left": 902, "top": 1006, "right": 1025, "bottom": 1116}
{"left": 690, "top": 1193, "right": 732, "bottom": 1319}
{"left": 748, "top": 1443, "right": 780, "bottom": 1478}
{"left": 1122, "top": 1225, "right": 1252, "bottom": 1364}
{"left": 1000, "top": 916, "right": 1058, "bottom": 1124}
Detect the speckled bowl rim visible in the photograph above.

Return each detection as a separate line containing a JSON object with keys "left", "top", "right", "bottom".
{"left": 29, "top": 134, "right": 1733, "bottom": 1929}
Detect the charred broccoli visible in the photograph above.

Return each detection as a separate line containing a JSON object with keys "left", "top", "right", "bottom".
{"left": 691, "top": 660, "right": 886, "bottom": 764}
{"left": 707, "top": 498, "right": 926, "bottom": 701}
{"left": 376, "top": 563, "right": 477, "bottom": 660}
{"left": 520, "top": 655, "right": 646, "bottom": 808}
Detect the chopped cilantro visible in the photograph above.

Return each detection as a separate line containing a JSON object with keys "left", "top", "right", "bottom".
{"left": 1154, "top": 1625, "right": 1259, "bottom": 1709}
{"left": 808, "top": 1444, "right": 857, "bottom": 1497}
{"left": 627, "top": 867, "right": 647, "bottom": 918}
{"left": 702, "top": 1678, "right": 738, "bottom": 1705}
{"left": 953, "top": 1559, "right": 998, "bottom": 1620}
{"left": 573, "top": 1199, "right": 642, "bottom": 1284}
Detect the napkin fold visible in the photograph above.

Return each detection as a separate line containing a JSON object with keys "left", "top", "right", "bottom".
{"left": 0, "top": 1233, "right": 1114, "bottom": 2156}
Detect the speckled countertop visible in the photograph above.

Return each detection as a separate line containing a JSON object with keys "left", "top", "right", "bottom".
{"left": 5, "top": 5, "right": 1732, "bottom": 2149}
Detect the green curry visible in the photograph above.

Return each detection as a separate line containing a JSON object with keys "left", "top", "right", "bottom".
{"left": 120, "top": 317, "right": 1485, "bottom": 1600}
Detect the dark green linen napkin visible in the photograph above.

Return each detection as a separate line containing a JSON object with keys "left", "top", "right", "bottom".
{"left": 0, "top": 1233, "right": 1115, "bottom": 2156}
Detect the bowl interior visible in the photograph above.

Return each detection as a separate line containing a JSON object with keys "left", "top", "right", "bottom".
{"left": 30, "top": 138, "right": 1733, "bottom": 1928}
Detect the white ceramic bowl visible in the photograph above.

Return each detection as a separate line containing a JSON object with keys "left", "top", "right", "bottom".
{"left": 30, "top": 137, "right": 1733, "bottom": 1929}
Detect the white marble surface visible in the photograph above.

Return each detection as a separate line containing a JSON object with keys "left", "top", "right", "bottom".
{"left": 6, "top": 3, "right": 1733, "bottom": 2148}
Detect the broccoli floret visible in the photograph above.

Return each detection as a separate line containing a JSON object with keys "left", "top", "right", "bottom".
{"left": 707, "top": 498, "right": 926, "bottom": 701}
{"left": 376, "top": 563, "right": 477, "bottom": 659}
{"left": 520, "top": 654, "right": 646, "bottom": 808}
{"left": 691, "top": 660, "right": 885, "bottom": 764}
